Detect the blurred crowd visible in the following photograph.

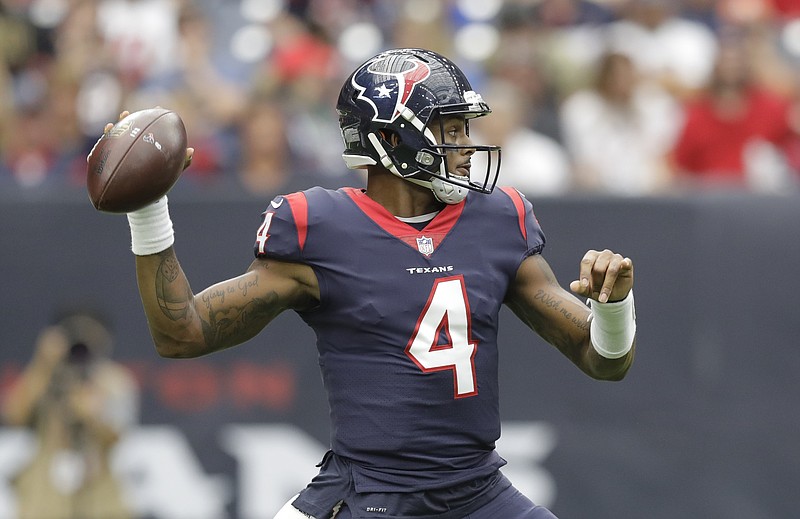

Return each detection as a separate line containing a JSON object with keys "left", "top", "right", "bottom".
{"left": 2, "top": 0, "right": 800, "bottom": 199}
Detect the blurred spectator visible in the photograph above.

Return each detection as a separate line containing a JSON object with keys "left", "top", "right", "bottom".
{"left": 534, "top": 0, "right": 618, "bottom": 26}
{"left": 669, "top": 30, "right": 800, "bottom": 192}
{"left": 506, "top": 0, "right": 616, "bottom": 111}
{"left": 57, "top": 0, "right": 122, "bottom": 168}
{"left": 607, "top": 0, "right": 719, "bottom": 98}
{"left": 95, "top": 0, "right": 180, "bottom": 87}
{"left": 142, "top": 3, "right": 248, "bottom": 183}
{"left": 250, "top": 11, "right": 350, "bottom": 182}
{"left": 3, "top": 0, "right": 800, "bottom": 198}
{"left": 392, "top": 1, "right": 451, "bottom": 56}
{"left": 2, "top": 105, "right": 57, "bottom": 188}
{"left": 716, "top": 0, "right": 777, "bottom": 25}
{"left": 489, "top": 3, "right": 568, "bottom": 142}
{"left": 217, "top": 93, "right": 361, "bottom": 198}
{"left": 234, "top": 96, "right": 296, "bottom": 195}
{"left": 0, "top": 2, "right": 53, "bottom": 187}
{"left": 472, "top": 79, "right": 572, "bottom": 196}
{"left": 1, "top": 0, "right": 113, "bottom": 188}
{"left": 680, "top": 0, "right": 723, "bottom": 32}
{"left": 0, "top": 2, "right": 36, "bottom": 125}
{"left": 1, "top": 310, "right": 139, "bottom": 519}
{"left": 560, "top": 51, "right": 681, "bottom": 195}
{"left": 770, "top": 0, "right": 800, "bottom": 18}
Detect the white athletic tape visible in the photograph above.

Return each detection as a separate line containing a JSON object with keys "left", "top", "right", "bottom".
{"left": 588, "top": 290, "right": 636, "bottom": 359}
{"left": 127, "top": 196, "right": 174, "bottom": 256}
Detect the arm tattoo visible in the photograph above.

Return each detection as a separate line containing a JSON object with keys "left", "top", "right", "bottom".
{"left": 533, "top": 289, "right": 561, "bottom": 310}
{"left": 152, "top": 253, "right": 290, "bottom": 347}
{"left": 154, "top": 252, "right": 193, "bottom": 321}
{"left": 200, "top": 284, "right": 279, "bottom": 347}
{"left": 531, "top": 289, "right": 590, "bottom": 355}
{"left": 533, "top": 290, "right": 589, "bottom": 330}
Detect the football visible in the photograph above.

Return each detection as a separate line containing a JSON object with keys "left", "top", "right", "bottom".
{"left": 87, "top": 108, "right": 188, "bottom": 213}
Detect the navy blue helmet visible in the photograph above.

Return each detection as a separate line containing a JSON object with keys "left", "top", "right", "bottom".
{"left": 337, "top": 48, "right": 501, "bottom": 204}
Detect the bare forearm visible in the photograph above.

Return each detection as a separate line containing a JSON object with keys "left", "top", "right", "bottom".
{"left": 583, "top": 341, "right": 635, "bottom": 381}
{"left": 508, "top": 287, "right": 593, "bottom": 368}
{"left": 512, "top": 290, "right": 633, "bottom": 380}
{"left": 135, "top": 250, "right": 288, "bottom": 357}
{"left": 535, "top": 290, "right": 634, "bottom": 380}
{"left": 527, "top": 287, "right": 592, "bottom": 350}
{"left": 508, "top": 254, "right": 634, "bottom": 381}
{"left": 135, "top": 247, "right": 206, "bottom": 357}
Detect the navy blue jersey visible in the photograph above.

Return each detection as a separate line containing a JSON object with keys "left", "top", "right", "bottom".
{"left": 253, "top": 186, "right": 545, "bottom": 492}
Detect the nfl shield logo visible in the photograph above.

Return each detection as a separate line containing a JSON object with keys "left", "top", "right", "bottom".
{"left": 416, "top": 236, "right": 434, "bottom": 256}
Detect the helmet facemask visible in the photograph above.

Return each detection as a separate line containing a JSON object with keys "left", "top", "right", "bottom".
{"left": 411, "top": 98, "right": 501, "bottom": 203}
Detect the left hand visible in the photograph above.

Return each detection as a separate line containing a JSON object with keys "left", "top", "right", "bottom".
{"left": 569, "top": 249, "right": 633, "bottom": 303}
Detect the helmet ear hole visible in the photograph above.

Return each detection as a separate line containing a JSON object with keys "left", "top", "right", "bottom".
{"left": 378, "top": 129, "right": 401, "bottom": 147}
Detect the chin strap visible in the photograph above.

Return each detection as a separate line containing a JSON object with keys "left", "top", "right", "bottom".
{"left": 430, "top": 177, "right": 468, "bottom": 204}
{"left": 404, "top": 176, "right": 467, "bottom": 205}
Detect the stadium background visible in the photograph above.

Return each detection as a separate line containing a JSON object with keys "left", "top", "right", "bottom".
{"left": 2, "top": 1, "right": 800, "bottom": 518}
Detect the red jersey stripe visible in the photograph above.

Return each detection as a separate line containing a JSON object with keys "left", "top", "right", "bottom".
{"left": 499, "top": 187, "right": 527, "bottom": 241}
{"left": 286, "top": 192, "right": 309, "bottom": 252}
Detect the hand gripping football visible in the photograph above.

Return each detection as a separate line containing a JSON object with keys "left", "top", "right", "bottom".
{"left": 87, "top": 108, "right": 188, "bottom": 213}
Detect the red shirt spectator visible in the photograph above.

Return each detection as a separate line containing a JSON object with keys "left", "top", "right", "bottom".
{"left": 670, "top": 34, "right": 798, "bottom": 187}
{"left": 672, "top": 87, "right": 793, "bottom": 181}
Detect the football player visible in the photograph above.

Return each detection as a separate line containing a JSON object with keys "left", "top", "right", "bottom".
{"left": 103, "top": 48, "right": 636, "bottom": 518}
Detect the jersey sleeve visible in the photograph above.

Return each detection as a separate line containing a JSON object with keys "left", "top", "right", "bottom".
{"left": 253, "top": 192, "right": 309, "bottom": 261}
{"left": 499, "top": 186, "right": 546, "bottom": 258}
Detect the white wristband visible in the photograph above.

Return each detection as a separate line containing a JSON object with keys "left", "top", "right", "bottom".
{"left": 127, "top": 196, "right": 174, "bottom": 255}
{"left": 588, "top": 290, "right": 636, "bottom": 359}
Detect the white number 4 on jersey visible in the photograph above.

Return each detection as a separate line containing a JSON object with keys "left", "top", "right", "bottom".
{"left": 406, "top": 276, "right": 478, "bottom": 398}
